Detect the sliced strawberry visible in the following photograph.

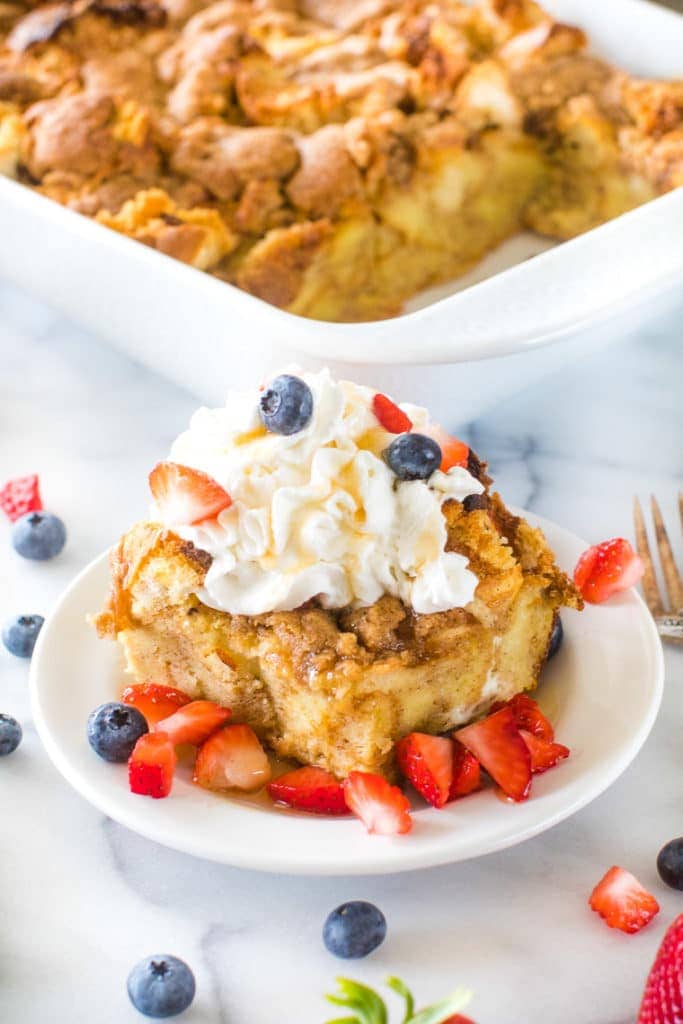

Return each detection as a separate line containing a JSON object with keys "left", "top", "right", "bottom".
{"left": 267, "top": 766, "right": 349, "bottom": 815}
{"left": 455, "top": 707, "right": 532, "bottom": 802}
{"left": 638, "top": 913, "right": 683, "bottom": 1023}
{"left": 574, "top": 537, "right": 644, "bottom": 604}
{"left": 193, "top": 724, "right": 271, "bottom": 792}
{"left": 372, "top": 393, "right": 413, "bottom": 434}
{"left": 589, "top": 866, "right": 660, "bottom": 934}
{"left": 396, "top": 732, "right": 453, "bottom": 808}
{"left": 422, "top": 423, "right": 469, "bottom": 472}
{"left": 519, "top": 729, "right": 570, "bottom": 774}
{"left": 0, "top": 474, "right": 42, "bottom": 522}
{"left": 343, "top": 771, "right": 413, "bottom": 836}
{"left": 154, "top": 700, "right": 231, "bottom": 746}
{"left": 149, "top": 461, "right": 232, "bottom": 527}
{"left": 128, "top": 732, "right": 177, "bottom": 798}
{"left": 491, "top": 693, "right": 555, "bottom": 742}
{"left": 448, "top": 739, "right": 482, "bottom": 800}
{"left": 121, "top": 683, "right": 192, "bottom": 726}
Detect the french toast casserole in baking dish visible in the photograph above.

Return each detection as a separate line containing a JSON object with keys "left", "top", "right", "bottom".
{"left": 0, "top": 0, "right": 681, "bottom": 322}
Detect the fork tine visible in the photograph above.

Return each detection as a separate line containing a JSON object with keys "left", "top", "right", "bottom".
{"left": 633, "top": 497, "right": 665, "bottom": 616}
{"left": 651, "top": 495, "right": 683, "bottom": 612}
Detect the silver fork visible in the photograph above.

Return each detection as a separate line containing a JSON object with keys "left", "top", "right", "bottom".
{"left": 633, "top": 495, "right": 683, "bottom": 646}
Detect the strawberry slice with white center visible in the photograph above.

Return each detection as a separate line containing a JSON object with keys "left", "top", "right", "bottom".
{"left": 491, "top": 693, "right": 555, "bottom": 742}
{"left": 519, "top": 729, "right": 570, "bottom": 774}
{"left": 638, "top": 913, "right": 683, "bottom": 1022}
{"left": 0, "top": 474, "right": 43, "bottom": 522}
{"left": 267, "top": 766, "right": 349, "bottom": 815}
{"left": 193, "top": 724, "right": 271, "bottom": 792}
{"left": 154, "top": 700, "right": 231, "bottom": 746}
{"left": 448, "top": 739, "right": 482, "bottom": 800}
{"left": 343, "top": 771, "right": 413, "bottom": 835}
{"left": 455, "top": 707, "right": 532, "bottom": 802}
{"left": 149, "top": 461, "right": 232, "bottom": 526}
{"left": 422, "top": 424, "right": 469, "bottom": 472}
{"left": 589, "top": 865, "right": 660, "bottom": 934}
{"left": 573, "top": 537, "right": 644, "bottom": 604}
{"left": 372, "top": 393, "right": 413, "bottom": 434}
{"left": 396, "top": 732, "right": 453, "bottom": 808}
{"left": 121, "top": 682, "right": 192, "bottom": 726}
{"left": 128, "top": 732, "right": 177, "bottom": 798}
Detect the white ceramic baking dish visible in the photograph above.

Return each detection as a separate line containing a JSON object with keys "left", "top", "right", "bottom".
{"left": 0, "top": 0, "right": 681, "bottom": 426}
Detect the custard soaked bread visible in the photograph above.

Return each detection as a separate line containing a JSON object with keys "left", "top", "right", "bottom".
{"left": 1, "top": 0, "right": 681, "bottom": 320}
{"left": 96, "top": 371, "right": 581, "bottom": 779}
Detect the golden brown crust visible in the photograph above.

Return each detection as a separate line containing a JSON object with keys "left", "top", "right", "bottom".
{"left": 285, "top": 124, "right": 364, "bottom": 218}
{"left": 1, "top": 0, "right": 681, "bottom": 320}
{"left": 235, "top": 217, "right": 332, "bottom": 307}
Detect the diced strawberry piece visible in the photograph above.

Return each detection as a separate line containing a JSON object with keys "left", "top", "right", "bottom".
{"left": 422, "top": 424, "right": 469, "bottom": 472}
{"left": 372, "top": 393, "right": 413, "bottom": 434}
{"left": 128, "top": 732, "right": 177, "bottom": 798}
{"left": 440, "top": 437, "right": 470, "bottom": 473}
{"left": 193, "top": 724, "right": 271, "bottom": 792}
{"left": 267, "top": 766, "right": 349, "bottom": 815}
{"left": 638, "top": 914, "right": 683, "bottom": 1023}
{"left": 491, "top": 693, "right": 555, "bottom": 742}
{"left": 154, "top": 700, "right": 231, "bottom": 745}
{"left": 396, "top": 732, "right": 453, "bottom": 808}
{"left": 589, "top": 866, "right": 660, "bottom": 934}
{"left": 443, "top": 1017, "right": 477, "bottom": 1024}
{"left": 574, "top": 537, "right": 644, "bottom": 604}
{"left": 519, "top": 729, "right": 570, "bottom": 774}
{"left": 448, "top": 739, "right": 482, "bottom": 800}
{"left": 121, "top": 683, "right": 192, "bottom": 726}
{"left": 343, "top": 771, "right": 413, "bottom": 835}
{"left": 0, "top": 474, "right": 43, "bottom": 522}
{"left": 455, "top": 707, "right": 532, "bottom": 802}
{"left": 149, "top": 461, "right": 232, "bottom": 527}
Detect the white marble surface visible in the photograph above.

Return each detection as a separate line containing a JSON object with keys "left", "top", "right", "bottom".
{"left": 1, "top": 278, "right": 681, "bottom": 1024}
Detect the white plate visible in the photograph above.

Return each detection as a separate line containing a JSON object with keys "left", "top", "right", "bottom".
{"left": 30, "top": 511, "right": 663, "bottom": 876}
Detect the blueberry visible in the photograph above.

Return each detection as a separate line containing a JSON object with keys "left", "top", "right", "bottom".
{"left": 2, "top": 614, "right": 44, "bottom": 658}
{"left": 87, "top": 702, "right": 148, "bottom": 763}
{"left": 12, "top": 511, "right": 66, "bottom": 561}
{"left": 657, "top": 838, "right": 683, "bottom": 890}
{"left": 384, "top": 433, "right": 441, "bottom": 482}
{"left": 323, "top": 901, "right": 387, "bottom": 959}
{"left": 0, "top": 714, "right": 22, "bottom": 756}
{"left": 127, "top": 955, "right": 196, "bottom": 1018}
{"left": 547, "top": 616, "right": 563, "bottom": 660}
{"left": 259, "top": 375, "right": 313, "bottom": 435}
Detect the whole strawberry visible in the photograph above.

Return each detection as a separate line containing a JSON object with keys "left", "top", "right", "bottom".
{"left": 638, "top": 914, "right": 683, "bottom": 1023}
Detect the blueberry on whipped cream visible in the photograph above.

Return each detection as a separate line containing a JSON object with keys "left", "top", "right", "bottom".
{"left": 384, "top": 433, "right": 442, "bottom": 481}
{"left": 154, "top": 369, "right": 484, "bottom": 617}
{"left": 259, "top": 374, "right": 313, "bottom": 435}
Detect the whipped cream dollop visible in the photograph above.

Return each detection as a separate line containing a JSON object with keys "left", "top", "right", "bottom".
{"left": 161, "top": 370, "right": 484, "bottom": 616}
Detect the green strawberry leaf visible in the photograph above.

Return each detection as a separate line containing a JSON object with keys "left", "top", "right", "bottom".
{"left": 324, "top": 976, "right": 473, "bottom": 1024}
{"left": 326, "top": 1018, "right": 366, "bottom": 1024}
{"left": 409, "top": 988, "right": 474, "bottom": 1024}
{"left": 325, "top": 978, "right": 388, "bottom": 1024}
{"left": 386, "top": 976, "right": 415, "bottom": 1023}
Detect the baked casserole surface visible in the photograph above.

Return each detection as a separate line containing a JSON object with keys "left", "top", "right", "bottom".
{"left": 1, "top": 0, "right": 681, "bottom": 320}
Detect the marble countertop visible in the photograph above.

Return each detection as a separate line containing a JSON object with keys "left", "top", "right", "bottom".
{"left": 1, "top": 278, "right": 681, "bottom": 1024}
